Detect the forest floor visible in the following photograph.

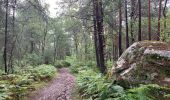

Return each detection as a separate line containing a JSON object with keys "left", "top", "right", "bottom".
{"left": 28, "top": 68, "right": 76, "bottom": 100}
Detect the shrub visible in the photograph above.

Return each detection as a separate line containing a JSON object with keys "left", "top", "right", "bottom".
{"left": 119, "top": 84, "right": 170, "bottom": 100}
{"left": 76, "top": 69, "right": 125, "bottom": 99}
{"left": 21, "top": 53, "right": 42, "bottom": 66}
{"left": 70, "top": 61, "right": 97, "bottom": 74}
{"left": 76, "top": 67, "right": 170, "bottom": 100}
{"left": 54, "top": 60, "right": 71, "bottom": 68}
{"left": 33, "top": 64, "right": 57, "bottom": 81}
{"left": 0, "top": 70, "right": 4, "bottom": 75}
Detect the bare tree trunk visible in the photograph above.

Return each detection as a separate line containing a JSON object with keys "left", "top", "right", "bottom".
{"left": 96, "top": 0, "right": 106, "bottom": 73}
{"left": 130, "top": 0, "right": 135, "bottom": 43}
{"left": 92, "top": 0, "right": 106, "bottom": 74}
{"left": 53, "top": 36, "right": 57, "bottom": 64}
{"left": 125, "top": 0, "right": 129, "bottom": 48}
{"left": 4, "top": 0, "right": 9, "bottom": 74}
{"left": 157, "top": 0, "right": 162, "bottom": 41}
{"left": 30, "top": 32, "right": 34, "bottom": 53}
{"left": 138, "top": 0, "right": 142, "bottom": 41}
{"left": 163, "top": 0, "right": 168, "bottom": 29}
{"left": 8, "top": 0, "right": 17, "bottom": 73}
{"left": 148, "top": 0, "right": 151, "bottom": 40}
{"left": 118, "top": 0, "right": 122, "bottom": 57}
{"left": 42, "top": 21, "right": 48, "bottom": 63}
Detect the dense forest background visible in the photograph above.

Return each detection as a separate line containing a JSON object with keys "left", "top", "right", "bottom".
{"left": 0, "top": 0, "right": 170, "bottom": 73}
{"left": 0, "top": 0, "right": 170, "bottom": 99}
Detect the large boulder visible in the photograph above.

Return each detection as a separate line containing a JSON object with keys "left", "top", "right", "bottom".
{"left": 112, "top": 41, "right": 170, "bottom": 87}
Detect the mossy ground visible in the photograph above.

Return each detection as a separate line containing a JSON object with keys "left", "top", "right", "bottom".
{"left": 0, "top": 65, "right": 57, "bottom": 100}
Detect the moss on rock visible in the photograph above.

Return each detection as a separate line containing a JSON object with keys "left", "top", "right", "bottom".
{"left": 113, "top": 41, "right": 170, "bottom": 87}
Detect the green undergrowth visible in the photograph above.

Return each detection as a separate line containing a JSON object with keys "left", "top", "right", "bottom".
{"left": 54, "top": 60, "right": 71, "bottom": 68}
{"left": 71, "top": 61, "right": 170, "bottom": 100}
{"left": 118, "top": 84, "right": 170, "bottom": 100}
{"left": 0, "top": 64, "right": 57, "bottom": 100}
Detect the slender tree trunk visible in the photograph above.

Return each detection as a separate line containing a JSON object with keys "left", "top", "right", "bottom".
{"left": 125, "top": 0, "right": 129, "bottom": 48}
{"left": 130, "top": 0, "right": 135, "bottom": 43}
{"left": 138, "top": 0, "right": 142, "bottom": 41}
{"left": 53, "top": 35, "right": 56, "bottom": 64}
{"left": 111, "top": 29, "right": 115, "bottom": 61}
{"left": 148, "top": 0, "right": 151, "bottom": 40}
{"left": 30, "top": 32, "right": 34, "bottom": 53}
{"left": 42, "top": 21, "right": 48, "bottom": 63}
{"left": 118, "top": 0, "right": 122, "bottom": 57}
{"left": 163, "top": 0, "right": 168, "bottom": 29}
{"left": 4, "top": 0, "right": 9, "bottom": 74}
{"left": 8, "top": 0, "right": 17, "bottom": 73}
{"left": 157, "top": 0, "right": 162, "bottom": 41}
{"left": 161, "top": 0, "right": 168, "bottom": 41}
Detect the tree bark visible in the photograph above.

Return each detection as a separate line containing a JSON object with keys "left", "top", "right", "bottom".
{"left": 148, "top": 0, "right": 151, "bottom": 40}
{"left": 125, "top": 0, "right": 129, "bottom": 48}
{"left": 130, "top": 0, "right": 135, "bottom": 43}
{"left": 92, "top": 0, "right": 106, "bottom": 74}
{"left": 118, "top": 0, "right": 122, "bottom": 57}
{"left": 157, "top": 0, "right": 162, "bottom": 41}
{"left": 30, "top": 32, "right": 34, "bottom": 53}
{"left": 8, "top": 0, "right": 17, "bottom": 73}
{"left": 4, "top": 0, "right": 9, "bottom": 74}
{"left": 138, "top": 0, "right": 142, "bottom": 41}
{"left": 163, "top": 0, "right": 168, "bottom": 28}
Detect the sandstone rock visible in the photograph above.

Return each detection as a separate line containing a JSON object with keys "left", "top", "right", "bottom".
{"left": 112, "top": 41, "right": 170, "bottom": 87}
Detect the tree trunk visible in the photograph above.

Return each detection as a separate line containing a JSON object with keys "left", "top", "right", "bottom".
{"left": 96, "top": 0, "right": 106, "bottom": 73}
{"left": 8, "top": 0, "right": 17, "bottom": 73}
{"left": 118, "top": 0, "right": 122, "bottom": 57}
{"left": 148, "top": 0, "right": 151, "bottom": 40}
{"left": 92, "top": 0, "right": 106, "bottom": 74}
{"left": 125, "top": 0, "right": 129, "bottom": 48}
{"left": 130, "top": 0, "right": 135, "bottom": 43}
{"left": 42, "top": 21, "right": 48, "bottom": 63}
{"left": 30, "top": 32, "right": 34, "bottom": 53}
{"left": 93, "top": 0, "right": 100, "bottom": 68}
{"left": 163, "top": 0, "right": 168, "bottom": 29}
{"left": 138, "top": 0, "right": 142, "bottom": 41}
{"left": 4, "top": 0, "right": 9, "bottom": 74}
{"left": 157, "top": 0, "right": 162, "bottom": 41}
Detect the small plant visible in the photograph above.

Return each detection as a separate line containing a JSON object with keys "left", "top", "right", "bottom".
{"left": 118, "top": 84, "right": 170, "bottom": 100}
{"left": 76, "top": 69, "right": 125, "bottom": 99}
{"left": 0, "top": 69, "right": 4, "bottom": 75}
{"left": 54, "top": 60, "right": 71, "bottom": 68}
{"left": 33, "top": 64, "right": 57, "bottom": 81}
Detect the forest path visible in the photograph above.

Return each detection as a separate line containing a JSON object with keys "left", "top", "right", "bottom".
{"left": 29, "top": 68, "right": 76, "bottom": 100}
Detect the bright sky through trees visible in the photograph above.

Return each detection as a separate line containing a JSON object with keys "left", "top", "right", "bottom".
{"left": 45, "top": 0, "right": 59, "bottom": 17}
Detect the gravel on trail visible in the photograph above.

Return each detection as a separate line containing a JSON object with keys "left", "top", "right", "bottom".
{"left": 29, "top": 68, "right": 76, "bottom": 100}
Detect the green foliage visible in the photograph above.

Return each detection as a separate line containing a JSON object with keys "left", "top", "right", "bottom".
{"left": 118, "top": 84, "right": 170, "bottom": 100}
{"left": 0, "top": 64, "right": 57, "bottom": 99}
{"left": 54, "top": 60, "right": 71, "bottom": 68}
{"left": 0, "top": 69, "right": 4, "bottom": 75}
{"left": 76, "top": 69, "right": 125, "bottom": 99}
{"left": 74, "top": 61, "right": 170, "bottom": 100}
{"left": 33, "top": 64, "right": 57, "bottom": 80}
{"left": 68, "top": 59, "right": 97, "bottom": 74}
{"left": 21, "top": 53, "right": 42, "bottom": 66}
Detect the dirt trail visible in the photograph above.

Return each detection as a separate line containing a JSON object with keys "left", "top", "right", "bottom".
{"left": 29, "top": 68, "right": 76, "bottom": 100}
